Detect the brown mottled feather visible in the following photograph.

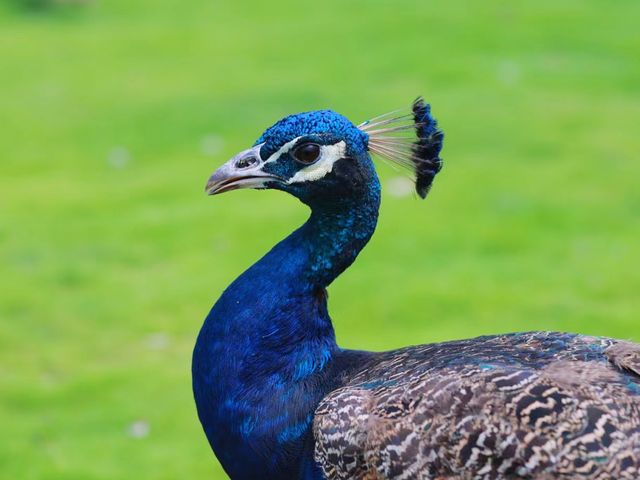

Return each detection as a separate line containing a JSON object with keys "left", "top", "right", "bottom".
{"left": 313, "top": 332, "right": 640, "bottom": 479}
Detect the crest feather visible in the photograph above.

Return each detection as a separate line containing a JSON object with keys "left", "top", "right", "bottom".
{"left": 359, "top": 97, "right": 444, "bottom": 198}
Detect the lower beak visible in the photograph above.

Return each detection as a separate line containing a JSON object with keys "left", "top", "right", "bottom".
{"left": 205, "top": 171, "right": 272, "bottom": 195}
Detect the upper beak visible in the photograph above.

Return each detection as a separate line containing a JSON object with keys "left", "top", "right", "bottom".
{"left": 205, "top": 144, "right": 279, "bottom": 195}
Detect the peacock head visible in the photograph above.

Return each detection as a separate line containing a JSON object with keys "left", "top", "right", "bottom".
{"left": 205, "top": 98, "right": 444, "bottom": 208}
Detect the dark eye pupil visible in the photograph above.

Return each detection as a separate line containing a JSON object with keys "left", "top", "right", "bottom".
{"left": 293, "top": 143, "right": 321, "bottom": 164}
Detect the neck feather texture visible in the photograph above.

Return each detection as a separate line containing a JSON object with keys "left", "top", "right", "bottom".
{"left": 192, "top": 184, "right": 380, "bottom": 479}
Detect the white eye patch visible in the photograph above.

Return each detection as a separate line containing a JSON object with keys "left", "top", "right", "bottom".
{"left": 261, "top": 137, "right": 347, "bottom": 184}
{"left": 263, "top": 137, "right": 300, "bottom": 165}
{"left": 287, "top": 141, "right": 347, "bottom": 184}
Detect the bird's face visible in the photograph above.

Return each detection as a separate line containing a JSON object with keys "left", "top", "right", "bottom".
{"left": 205, "top": 110, "right": 378, "bottom": 207}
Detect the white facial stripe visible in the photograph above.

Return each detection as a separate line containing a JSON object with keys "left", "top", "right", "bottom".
{"left": 287, "top": 141, "right": 347, "bottom": 184}
{"left": 263, "top": 137, "right": 301, "bottom": 164}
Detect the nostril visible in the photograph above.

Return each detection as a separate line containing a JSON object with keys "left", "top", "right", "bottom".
{"left": 235, "top": 155, "right": 259, "bottom": 169}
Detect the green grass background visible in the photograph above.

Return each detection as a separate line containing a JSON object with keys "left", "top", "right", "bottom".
{"left": 1, "top": 0, "right": 639, "bottom": 478}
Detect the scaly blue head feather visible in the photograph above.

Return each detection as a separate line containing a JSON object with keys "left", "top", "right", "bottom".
{"left": 255, "top": 109, "right": 368, "bottom": 159}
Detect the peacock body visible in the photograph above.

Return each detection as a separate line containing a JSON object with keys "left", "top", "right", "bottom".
{"left": 192, "top": 99, "right": 640, "bottom": 479}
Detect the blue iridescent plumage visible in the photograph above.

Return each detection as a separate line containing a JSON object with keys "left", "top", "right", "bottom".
{"left": 193, "top": 107, "right": 379, "bottom": 478}
{"left": 193, "top": 99, "right": 640, "bottom": 479}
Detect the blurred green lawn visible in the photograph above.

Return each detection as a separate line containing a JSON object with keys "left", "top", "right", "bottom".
{"left": 1, "top": 0, "right": 639, "bottom": 478}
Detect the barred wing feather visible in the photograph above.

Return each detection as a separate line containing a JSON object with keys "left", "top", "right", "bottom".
{"left": 313, "top": 332, "right": 640, "bottom": 479}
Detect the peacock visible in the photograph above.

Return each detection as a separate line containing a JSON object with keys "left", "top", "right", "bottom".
{"left": 192, "top": 98, "right": 640, "bottom": 479}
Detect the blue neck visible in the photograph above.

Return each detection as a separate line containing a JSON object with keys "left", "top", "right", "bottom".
{"left": 192, "top": 182, "right": 380, "bottom": 479}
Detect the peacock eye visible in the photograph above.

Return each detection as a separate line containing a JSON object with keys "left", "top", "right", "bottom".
{"left": 292, "top": 143, "right": 321, "bottom": 165}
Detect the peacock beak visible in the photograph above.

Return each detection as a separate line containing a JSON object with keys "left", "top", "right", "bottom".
{"left": 205, "top": 144, "right": 279, "bottom": 195}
